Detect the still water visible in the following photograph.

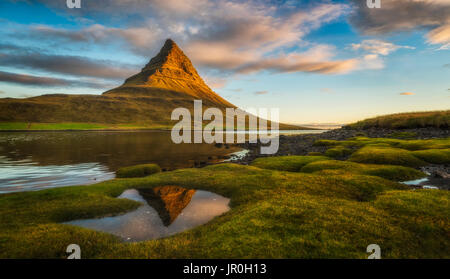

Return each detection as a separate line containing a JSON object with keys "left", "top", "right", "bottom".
{"left": 0, "top": 130, "right": 324, "bottom": 193}
{"left": 65, "top": 187, "right": 230, "bottom": 241}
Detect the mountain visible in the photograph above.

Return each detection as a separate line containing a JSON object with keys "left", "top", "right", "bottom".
{"left": 0, "top": 39, "right": 301, "bottom": 130}
{"left": 104, "top": 39, "right": 234, "bottom": 108}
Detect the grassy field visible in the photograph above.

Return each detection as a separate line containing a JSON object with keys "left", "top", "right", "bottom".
{"left": 0, "top": 136, "right": 449, "bottom": 259}
{"left": 0, "top": 94, "right": 302, "bottom": 131}
{"left": 346, "top": 110, "right": 450, "bottom": 129}
{"left": 0, "top": 122, "right": 173, "bottom": 131}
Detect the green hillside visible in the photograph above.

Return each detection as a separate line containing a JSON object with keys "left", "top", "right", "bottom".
{"left": 346, "top": 110, "right": 450, "bottom": 129}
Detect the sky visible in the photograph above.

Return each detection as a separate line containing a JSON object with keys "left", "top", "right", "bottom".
{"left": 0, "top": 0, "right": 449, "bottom": 124}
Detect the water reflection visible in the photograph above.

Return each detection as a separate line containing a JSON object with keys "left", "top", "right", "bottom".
{"left": 0, "top": 131, "right": 240, "bottom": 193}
{"left": 65, "top": 187, "right": 230, "bottom": 241}
{"left": 0, "top": 130, "right": 325, "bottom": 193}
{"left": 139, "top": 186, "right": 196, "bottom": 226}
{"left": 0, "top": 156, "right": 114, "bottom": 193}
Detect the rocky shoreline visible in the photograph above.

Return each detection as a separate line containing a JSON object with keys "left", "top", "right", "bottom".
{"left": 238, "top": 128, "right": 448, "bottom": 162}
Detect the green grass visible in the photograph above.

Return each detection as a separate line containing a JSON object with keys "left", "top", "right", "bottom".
{"left": 387, "top": 131, "right": 417, "bottom": 139}
{"left": 324, "top": 146, "right": 353, "bottom": 158}
{"left": 300, "top": 160, "right": 425, "bottom": 181}
{"left": 251, "top": 156, "right": 329, "bottom": 172}
{"left": 0, "top": 122, "right": 173, "bottom": 131}
{"left": 346, "top": 110, "right": 450, "bottom": 129}
{"left": 0, "top": 162, "right": 448, "bottom": 259}
{"left": 116, "top": 164, "right": 161, "bottom": 178}
{"left": 307, "top": 152, "right": 323, "bottom": 156}
{"left": 411, "top": 149, "right": 450, "bottom": 164}
{"left": 315, "top": 137, "right": 450, "bottom": 151}
{"left": 349, "top": 146, "right": 427, "bottom": 167}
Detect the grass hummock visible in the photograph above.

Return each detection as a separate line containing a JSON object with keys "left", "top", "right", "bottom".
{"left": 251, "top": 155, "right": 329, "bottom": 172}
{"left": 116, "top": 164, "right": 161, "bottom": 178}
{"left": 324, "top": 146, "right": 353, "bottom": 158}
{"left": 348, "top": 146, "right": 428, "bottom": 167}
{"left": 300, "top": 160, "right": 425, "bottom": 181}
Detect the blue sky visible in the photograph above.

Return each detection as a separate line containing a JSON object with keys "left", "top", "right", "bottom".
{"left": 0, "top": 0, "right": 449, "bottom": 124}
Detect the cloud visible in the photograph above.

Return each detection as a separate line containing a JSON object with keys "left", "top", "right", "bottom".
{"left": 228, "top": 88, "right": 243, "bottom": 92}
{"left": 254, "top": 90, "right": 268, "bottom": 95}
{"left": 0, "top": 44, "right": 139, "bottom": 80}
{"left": 349, "top": 40, "right": 415, "bottom": 70}
{"left": 235, "top": 45, "right": 360, "bottom": 74}
{"left": 0, "top": 90, "right": 4, "bottom": 94}
{"left": 0, "top": 70, "right": 113, "bottom": 88}
{"left": 427, "top": 24, "right": 450, "bottom": 49}
{"left": 23, "top": 1, "right": 354, "bottom": 75}
{"left": 400, "top": 92, "right": 415, "bottom": 96}
{"left": 349, "top": 0, "right": 450, "bottom": 49}
{"left": 28, "top": 24, "right": 162, "bottom": 56}
{"left": 320, "top": 88, "right": 334, "bottom": 94}
{"left": 183, "top": 2, "right": 351, "bottom": 73}
{"left": 238, "top": 54, "right": 359, "bottom": 74}
{"left": 351, "top": 40, "right": 415, "bottom": 56}
{"left": 203, "top": 76, "right": 227, "bottom": 89}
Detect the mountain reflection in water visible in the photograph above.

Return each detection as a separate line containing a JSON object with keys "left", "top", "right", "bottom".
{"left": 65, "top": 186, "right": 230, "bottom": 241}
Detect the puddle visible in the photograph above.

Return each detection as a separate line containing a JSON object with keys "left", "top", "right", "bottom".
{"left": 65, "top": 186, "right": 230, "bottom": 242}
{"left": 402, "top": 177, "right": 429, "bottom": 186}
{"left": 402, "top": 177, "right": 448, "bottom": 190}
{"left": 224, "top": 149, "right": 250, "bottom": 162}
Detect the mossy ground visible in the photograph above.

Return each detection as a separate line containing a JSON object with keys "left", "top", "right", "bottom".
{"left": 251, "top": 155, "right": 329, "bottom": 172}
{"left": 300, "top": 160, "right": 426, "bottom": 181}
{"left": 313, "top": 137, "right": 450, "bottom": 166}
{"left": 116, "top": 164, "right": 161, "bottom": 178}
{"left": 0, "top": 137, "right": 449, "bottom": 259}
{"left": 0, "top": 166, "right": 448, "bottom": 258}
{"left": 324, "top": 146, "right": 353, "bottom": 158}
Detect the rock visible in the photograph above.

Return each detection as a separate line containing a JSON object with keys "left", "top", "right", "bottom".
{"left": 435, "top": 170, "right": 450, "bottom": 179}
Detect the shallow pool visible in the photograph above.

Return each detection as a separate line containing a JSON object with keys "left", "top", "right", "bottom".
{"left": 65, "top": 186, "right": 230, "bottom": 242}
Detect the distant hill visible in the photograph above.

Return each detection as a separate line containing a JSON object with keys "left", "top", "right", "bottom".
{"left": 345, "top": 110, "right": 450, "bottom": 129}
{"left": 0, "top": 39, "right": 301, "bottom": 130}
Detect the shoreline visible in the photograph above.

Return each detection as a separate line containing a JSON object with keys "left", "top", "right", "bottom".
{"left": 238, "top": 127, "right": 450, "bottom": 162}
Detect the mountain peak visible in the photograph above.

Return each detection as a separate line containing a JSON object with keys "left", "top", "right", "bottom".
{"left": 103, "top": 39, "right": 235, "bottom": 108}
{"left": 141, "top": 39, "right": 192, "bottom": 72}
{"left": 121, "top": 38, "right": 204, "bottom": 87}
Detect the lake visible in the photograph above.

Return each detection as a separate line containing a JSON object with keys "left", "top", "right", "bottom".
{"left": 0, "top": 130, "right": 325, "bottom": 193}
